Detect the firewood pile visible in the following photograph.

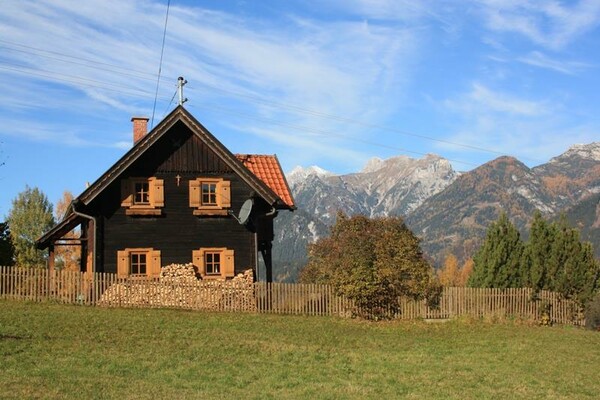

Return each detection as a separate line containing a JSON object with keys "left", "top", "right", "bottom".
{"left": 159, "top": 263, "right": 198, "bottom": 284}
{"left": 97, "top": 264, "right": 256, "bottom": 312}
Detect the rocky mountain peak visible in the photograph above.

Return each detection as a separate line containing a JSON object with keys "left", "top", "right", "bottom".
{"left": 361, "top": 157, "right": 384, "bottom": 173}
{"left": 274, "top": 141, "right": 600, "bottom": 282}
{"left": 286, "top": 165, "right": 333, "bottom": 187}
{"left": 549, "top": 142, "right": 600, "bottom": 163}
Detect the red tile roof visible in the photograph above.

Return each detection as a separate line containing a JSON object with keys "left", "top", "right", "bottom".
{"left": 236, "top": 154, "right": 295, "bottom": 208}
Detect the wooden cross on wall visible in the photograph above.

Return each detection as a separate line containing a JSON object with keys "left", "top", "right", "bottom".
{"left": 175, "top": 175, "right": 181, "bottom": 187}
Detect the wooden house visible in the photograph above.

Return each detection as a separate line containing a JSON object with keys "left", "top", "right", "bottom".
{"left": 37, "top": 106, "right": 295, "bottom": 282}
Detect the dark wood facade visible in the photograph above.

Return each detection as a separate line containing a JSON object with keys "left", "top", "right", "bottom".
{"left": 37, "top": 107, "right": 294, "bottom": 281}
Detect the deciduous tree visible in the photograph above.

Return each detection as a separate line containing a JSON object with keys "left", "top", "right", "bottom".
{"left": 54, "top": 191, "right": 80, "bottom": 271}
{"left": 438, "top": 254, "right": 460, "bottom": 286}
{"left": 7, "top": 186, "right": 55, "bottom": 268}
{"left": 300, "top": 212, "right": 440, "bottom": 319}
{"left": 458, "top": 258, "right": 474, "bottom": 287}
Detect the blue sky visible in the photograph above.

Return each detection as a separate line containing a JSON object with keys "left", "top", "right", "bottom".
{"left": 1, "top": 0, "right": 599, "bottom": 218}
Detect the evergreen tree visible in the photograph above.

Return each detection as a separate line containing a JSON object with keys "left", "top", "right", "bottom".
{"left": 7, "top": 186, "right": 55, "bottom": 268}
{"left": 522, "top": 210, "right": 555, "bottom": 290}
{"left": 468, "top": 212, "right": 524, "bottom": 288}
{"left": 0, "top": 222, "right": 15, "bottom": 266}
{"left": 549, "top": 217, "right": 599, "bottom": 303}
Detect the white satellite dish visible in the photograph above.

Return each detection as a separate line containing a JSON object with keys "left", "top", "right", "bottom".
{"left": 238, "top": 199, "right": 254, "bottom": 225}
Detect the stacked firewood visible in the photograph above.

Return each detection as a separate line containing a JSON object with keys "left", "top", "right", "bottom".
{"left": 98, "top": 266, "right": 256, "bottom": 312}
{"left": 159, "top": 263, "right": 198, "bottom": 284}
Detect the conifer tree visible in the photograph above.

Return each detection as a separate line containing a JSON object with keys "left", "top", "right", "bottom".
{"left": 522, "top": 210, "right": 555, "bottom": 290}
{"left": 548, "top": 217, "right": 599, "bottom": 303}
{"left": 7, "top": 186, "right": 55, "bottom": 268}
{"left": 468, "top": 212, "right": 524, "bottom": 288}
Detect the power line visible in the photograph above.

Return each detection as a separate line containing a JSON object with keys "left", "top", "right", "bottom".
{"left": 151, "top": 0, "right": 171, "bottom": 129}
{"left": 0, "top": 39, "right": 156, "bottom": 79}
{"left": 0, "top": 44, "right": 157, "bottom": 83}
{"left": 162, "top": 88, "right": 179, "bottom": 118}
{"left": 0, "top": 59, "right": 488, "bottom": 167}
{"left": 0, "top": 38, "right": 534, "bottom": 161}
{"left": 0, "top": 64, "right": 171, "bottom": 100}
{"left": 185, "top": 84, "right": 539, "bottom": 163}
{"left": 186, "top": 103, "right": 479, "bottom": 167}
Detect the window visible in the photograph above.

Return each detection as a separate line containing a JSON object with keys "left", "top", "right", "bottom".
{"left": 134, "top": 181, "right": 150, "bottom": 205}
{"left": 205, "top": 251, "right": 221, "bottom": 274}
{"left": 192, "top": 248, "right": 234, "bottom": 279}
{"left": 201, "top": 182, "right": 217, "bottom": 206}
{"left": 130, "top": 252, "right": 147, "bottom": 275}
{"left": 189, "top": 178, "right": 230, "bottom": 216}
{"left": 121, "top": 177, "right": 164, "bottom": 215}
{"left": 117, "top": 248, "right": 161, "bottom": 278}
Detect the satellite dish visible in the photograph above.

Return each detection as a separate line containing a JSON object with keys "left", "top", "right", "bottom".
{"left": 238, "top": 199, "right": 254, "bottom": 225}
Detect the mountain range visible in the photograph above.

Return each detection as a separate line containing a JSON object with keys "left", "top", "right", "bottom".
{"left": 273, "top": 142, "right": 600, "bottom": 282}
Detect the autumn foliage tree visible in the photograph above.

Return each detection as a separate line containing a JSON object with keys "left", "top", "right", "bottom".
{"left": 54, "top": 191, "right": 80, "bottom": 271}
{"left": 437, "top": 254, "right": 473, "bottom": 286}
{"left": 300, "top": 212, "right": 440, "bottom": 319}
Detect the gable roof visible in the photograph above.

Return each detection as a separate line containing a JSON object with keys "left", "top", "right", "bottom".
{"left": 37, "top": 106, "right": 295, "bottom": 249}
{"left": 236, "top": 154, "right": 295, "bottom": 209}
{"left": 77, "top": 106, "right": 292, "bottom": 209}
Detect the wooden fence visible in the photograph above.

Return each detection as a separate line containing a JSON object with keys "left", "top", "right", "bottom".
{"left": 0, "top": 266, "right": 585, "bottom": 325}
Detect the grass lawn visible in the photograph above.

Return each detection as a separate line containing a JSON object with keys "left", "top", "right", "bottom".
{"left": 0, "top": 300, "right": 598, "bottom": 399}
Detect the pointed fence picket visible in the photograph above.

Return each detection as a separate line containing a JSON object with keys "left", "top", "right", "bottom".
{"left": 0, "top": 266, "right": 586, "bottom": 325}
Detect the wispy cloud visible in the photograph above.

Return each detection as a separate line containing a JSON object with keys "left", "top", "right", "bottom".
{"left": 517, "top": 51, "right": 591, "bottom": 75}
{"left": 0, "top": 0, "right": 420, "bottom": 161}
{"left": 441, "top": 82, "right": 598, "bottom": 164}
{"left": 445, "top": 83, "right": 549, "bottom": 117}
{"left": 475, "top": 0, "right": 600, "bottom": 49}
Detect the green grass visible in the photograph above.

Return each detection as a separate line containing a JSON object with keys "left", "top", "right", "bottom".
{"left": 0, "top": 300, "right": 599, "bottom": 399}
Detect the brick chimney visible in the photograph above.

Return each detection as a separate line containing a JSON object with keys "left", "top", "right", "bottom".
{"left": 131, "top": 117, "right": 149, "bottom": 144}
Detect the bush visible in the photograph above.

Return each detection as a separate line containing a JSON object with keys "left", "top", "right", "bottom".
{"left": 584, "top": 294, "right": 600, "bottom": 331}
{"left": 300, "top": 213, "right": 439, "bottom": 320}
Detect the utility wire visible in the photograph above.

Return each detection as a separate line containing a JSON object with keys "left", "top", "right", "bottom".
{"left": 0, "top": 64, "right": 171, "bottom": 100}
{"left": 186, "top": 103, "right": 479, "bottom": 167}
{"left": 162, "top": 88, "right": 179, "bottom": 118}
{"left": 151, "top": 0, "right": 171, "bottom": 129}
{"left": 0, "top": 38, "right": 533, "bottom": 161}
{"left": 0, "top": 45, "right": 157, "bottom": 82}
{"left": 186, "top": 84, "right": 518, "bottom": 160}
{"left": 0, "top": 39, "right": 156, "bottom": 78}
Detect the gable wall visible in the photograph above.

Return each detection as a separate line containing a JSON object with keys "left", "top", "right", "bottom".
{"left": 92, "top": 122, "right": 258, "bottom": 275}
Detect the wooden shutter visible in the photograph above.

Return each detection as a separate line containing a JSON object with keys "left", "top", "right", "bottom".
{"left": 150, "top": 178, "right": 164, "bottom": 207}
{"left": 192, "top": 249, "right": 205, "bottom": 276}
{"left": 149, "top": 250, "right": 161, "bottom": 277}
{"left": 217, "top": 180, "right": 231, "bottom": 208}
{"left": 117, "top": 250, "right": 129, "bottom": 277}
{"left": 120, "top": 179, "right": 133, "bottom": 207}
{"left": 223, "top": 249, "right": 235, "bottom": 278}
{"left": 189, "top": 179, "right": 200, "bottom": 208}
